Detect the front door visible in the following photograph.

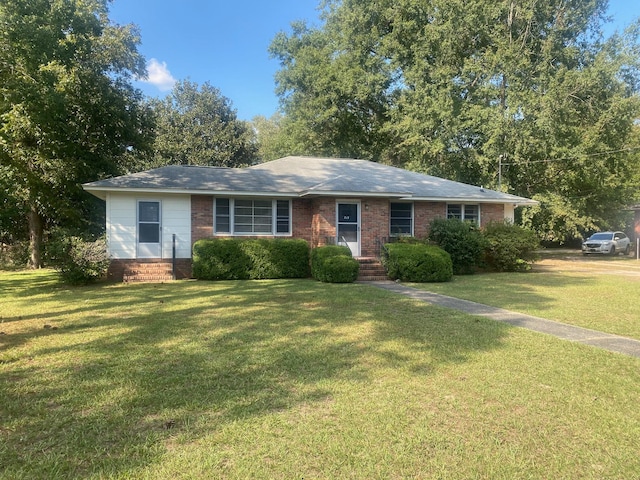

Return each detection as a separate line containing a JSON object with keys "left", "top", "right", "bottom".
{"left": 337, "top": 202, "right": 360, "bottom": 257}
{"left": 137, "top": 200, "right": 161, "bottom": 258}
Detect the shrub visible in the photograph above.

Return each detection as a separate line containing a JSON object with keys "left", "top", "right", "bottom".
{"left": 47, "top": 233, "right": 109, "bottom": 285}
{"left": 0, "top": 240, "right": 30, "bottom": 270}
{"left": 383, "top": 243, "right": 453, "bottom": 282}
{"left": 482, "top": 221, "right": 540, "bottom": 272}
{"left": 192, "top": 238, "right": 309, "bottom": 280}
{"left": 428, "top": 218, "right": 486, "bottom": 274}
{"left": 311, "top": 245, "right": 359, "bottom": 283}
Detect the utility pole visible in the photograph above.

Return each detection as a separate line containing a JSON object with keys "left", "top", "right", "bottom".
{"left": 498, "top": 155, "right": 503, "bottom": 189}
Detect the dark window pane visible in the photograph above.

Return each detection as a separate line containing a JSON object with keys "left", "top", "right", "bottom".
{"left": 276, "top": 200, "right": 290, "bottom": 233}
{"left": 215, "top": 198, "right": 230, "bottom": 233}
{"left": 139, "top": 223, "right": 160, "bottom": 243}
{"left": 464, "top": 205, "right": 479, "bottom": 223}
{"left": 139, "top": 202, "right": 159, "bottom": 222}
{"left": 447, "top": 204, "right": 462, "bottom": 219}
{"left": 216, "top": 198, "right": 229, "bottom": 215}
{"left": 338, "top": 224, "right": 358, "bottom": 242}
{"left": 338, "top": 204, "right": 358, "bottom": 223}
{"left": 390, "top": 202, "right": 412, "bottom": 235}
{"left": 216, "top": 219, "right": 230, "bottom": 234}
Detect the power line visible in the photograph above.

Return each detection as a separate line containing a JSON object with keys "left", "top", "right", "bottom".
{"left": 500, "top": 146, "right": 640, "bottom": 166}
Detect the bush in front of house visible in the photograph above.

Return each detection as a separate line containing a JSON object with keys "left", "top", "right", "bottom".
{"left": 192, "top": 238, "right": 310, "bottom": 280}
{"left": 310, "top": 245, "right": 359, "bottom": 283}
{"left": 428, "top": 218, "right": 487, "bottom": 274}
{"left": 242, "top": 238, "right": 310, "bottom": 279}
{"left": 382, "top": 243, "right": 453, "bottom": 282}
{"left": 482, "top": 221, "right": 540, "bottom": 272}
{"left": 46, "top": 232, "right": 109, "bottom": 285}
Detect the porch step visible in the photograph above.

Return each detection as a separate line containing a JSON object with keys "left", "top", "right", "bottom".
{"left": 356, "top": 257, "right": 387, "bottom": 282}
{"left": 123, "top": 262, "right": 174, "bottom": 283}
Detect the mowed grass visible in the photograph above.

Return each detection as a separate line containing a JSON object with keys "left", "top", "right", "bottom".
{"left": 408, "top": 257, "right": 640, "bottom": 340}
{"left": 1, "top": 270, "right": 639, "bottom": 479}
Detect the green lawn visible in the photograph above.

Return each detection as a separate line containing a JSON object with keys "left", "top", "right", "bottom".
{"left": 1, "top": 270, "right": 639, "bottom": 479}
{"left": 408, "top": 261, "right": 640, "bottom": 340}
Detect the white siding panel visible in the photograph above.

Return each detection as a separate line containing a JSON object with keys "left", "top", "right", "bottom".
{"left": 105, "top": 193, "right": 191, "bottom": 259}
{"left": 161, "top": 195, "right": 191, "bottom": 259}
{"left": 504, "top": 204, "right": 515, "bottom": 223}
{"left": 107, "top": 194, "right": 137, "bottom": 259}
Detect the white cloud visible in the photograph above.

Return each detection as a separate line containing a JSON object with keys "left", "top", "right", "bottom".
{"left": 142, "top": 58, "right": 177, "bottom": 92}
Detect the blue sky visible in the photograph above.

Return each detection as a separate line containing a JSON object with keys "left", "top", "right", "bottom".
{"left": 108, "top": 0, "right": 640, "bottom": 121}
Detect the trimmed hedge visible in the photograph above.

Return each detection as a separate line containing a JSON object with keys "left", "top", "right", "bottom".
{"left": 428, "top": 218, "right": 487, "bottom": 274}
{"left": 311, "top": 245, "right": 359, "bottom": 283}
{"left": 383, "top": 243, "right": 453, "bottom": 282}
{"left": 482, "top": 221, "right": 540, "bottom": 272}
{"left": 192, "top": 238, "right": 310, "bottom": 280}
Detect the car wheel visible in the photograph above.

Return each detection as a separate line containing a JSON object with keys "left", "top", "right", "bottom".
{"left": 609, "top": 246, "right": 616, "bottom": 255}
{"left": 625, "top": 245, "right": 631, "bottom": 255}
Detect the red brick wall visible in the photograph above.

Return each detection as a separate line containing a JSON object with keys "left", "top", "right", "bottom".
{"left": 414, "top": 202, "right": 446, "bottom": 238}
{"left": 311, "top": 198, "right": 336, "bottom": 248}
{"left": 481, "top": 203, "right": 506, "bottom": 225}
{"left": 188, "top": 195, "right": 509, "bottom": 259}
{"left": 107, "top": 259, "right": 192, "bottom": 281}
{"left": 361, "top": 199, "right": 389, "bottom": 257}
{"left": 191, "top": 195, "right": 214, "bottom": 244}
{"left": 292, "top": 199, "right": 313, "bottom": 244}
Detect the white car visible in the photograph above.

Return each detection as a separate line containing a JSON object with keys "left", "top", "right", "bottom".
{"left": 582, "top": 231, "right": 631, "bottom": 255}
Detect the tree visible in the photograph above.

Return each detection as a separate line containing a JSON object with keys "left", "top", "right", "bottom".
{"left": 269, "top": 17, "right": 395, "bottom": 161}
{"left": 144, "top": 80, "right": 258, "bottom": 168}
{"left": 251, "top": 112, "right": 292, "bottom": 162}
{"left": 270, "top": 0, "right": 640, "bottom": 241}
{"left": 0, "top": 0, "right": 153, "bottom": 267}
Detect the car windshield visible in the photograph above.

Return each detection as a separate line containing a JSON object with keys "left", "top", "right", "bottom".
{"left": 589, "top": 233, "right": 613, "bottom": 240}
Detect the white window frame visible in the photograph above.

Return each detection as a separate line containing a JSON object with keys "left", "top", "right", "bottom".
{"left": 389, "top": 202, "right": 414, "bottom": 237}
{"left": 447, "top": 204, "right": 481, "bottom": 225}
{"left": 214, "top": 198, "right": 292, "bottom": 236}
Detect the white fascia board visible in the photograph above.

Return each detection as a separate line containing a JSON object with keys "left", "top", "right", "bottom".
{"left": 406, "top": 196, "right": 539, "bottom": 206}
{"left": 82, "top": 186, "right": 299, "bottom": 198}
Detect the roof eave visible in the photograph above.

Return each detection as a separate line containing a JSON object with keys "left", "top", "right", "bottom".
{"left": 82, "top": 185, "right": 298, "bottom": 198}
{"left": 406, "top": 196, "right": 539, "bottom": 206}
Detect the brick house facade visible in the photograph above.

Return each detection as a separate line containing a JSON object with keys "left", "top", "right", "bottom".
{"left": 85, "top": 156, "right": 536, "bottom": 281}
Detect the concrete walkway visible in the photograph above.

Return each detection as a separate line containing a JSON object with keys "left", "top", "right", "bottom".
{"left": 367, "top": 281, "right": 640, "bottom": 359}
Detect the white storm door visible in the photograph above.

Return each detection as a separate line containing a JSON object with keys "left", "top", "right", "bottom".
{"left": 337, "top": 202, "right": 360, "bottom": 257}
{"left": 137, "top": 201, "right": 161, "bottom": 258}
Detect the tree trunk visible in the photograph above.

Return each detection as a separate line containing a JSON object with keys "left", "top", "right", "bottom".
{"left": 28, "top": 204, "right": 43, "bottom": 269}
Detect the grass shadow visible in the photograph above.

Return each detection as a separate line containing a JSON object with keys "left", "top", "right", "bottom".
{"left": 0, "top": 274, "right": 509, "bottom": 478}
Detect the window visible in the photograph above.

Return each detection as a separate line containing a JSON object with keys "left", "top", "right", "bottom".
{"left": 215, "top": 198, "right": 230, "bottom": 234}
{"left": 390, "top": 202, "right": 413, "bottom": 236}
{"left": 138, "top": 201, "right": 160, "bottom": 243}
{"left": 214, "top": 198, "right": 291, "bottom": 235}
{"left": 447, "top": 204, "right": 480, "bottom": 224}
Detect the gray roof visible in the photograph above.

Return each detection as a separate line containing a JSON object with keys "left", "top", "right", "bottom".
{"left": 83, "top": 156, "right": 537, "bottom": 205}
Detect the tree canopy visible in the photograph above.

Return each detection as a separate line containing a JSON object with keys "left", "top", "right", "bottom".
{"left": 142, "top": 80, "right": 258, "bottom": 169}
{"left": 0, "top": 0, "right": 153, "bottom": 266}
{"left": 270, "top": 0, "right": 640, "bottom": 240}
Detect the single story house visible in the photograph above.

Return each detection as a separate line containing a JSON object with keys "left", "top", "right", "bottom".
{"left": 83, "top": 156, "right": 538, "bottom": 281}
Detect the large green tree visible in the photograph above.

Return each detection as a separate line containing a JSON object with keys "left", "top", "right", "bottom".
{"left": 271, "top": 0, "right": 640, "bottom": 240}
{"left": 141, "top": 80, "right": 258, "bottom": 169}
{"left": 0, "top": 0, "right": 152, "bottom": 267}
